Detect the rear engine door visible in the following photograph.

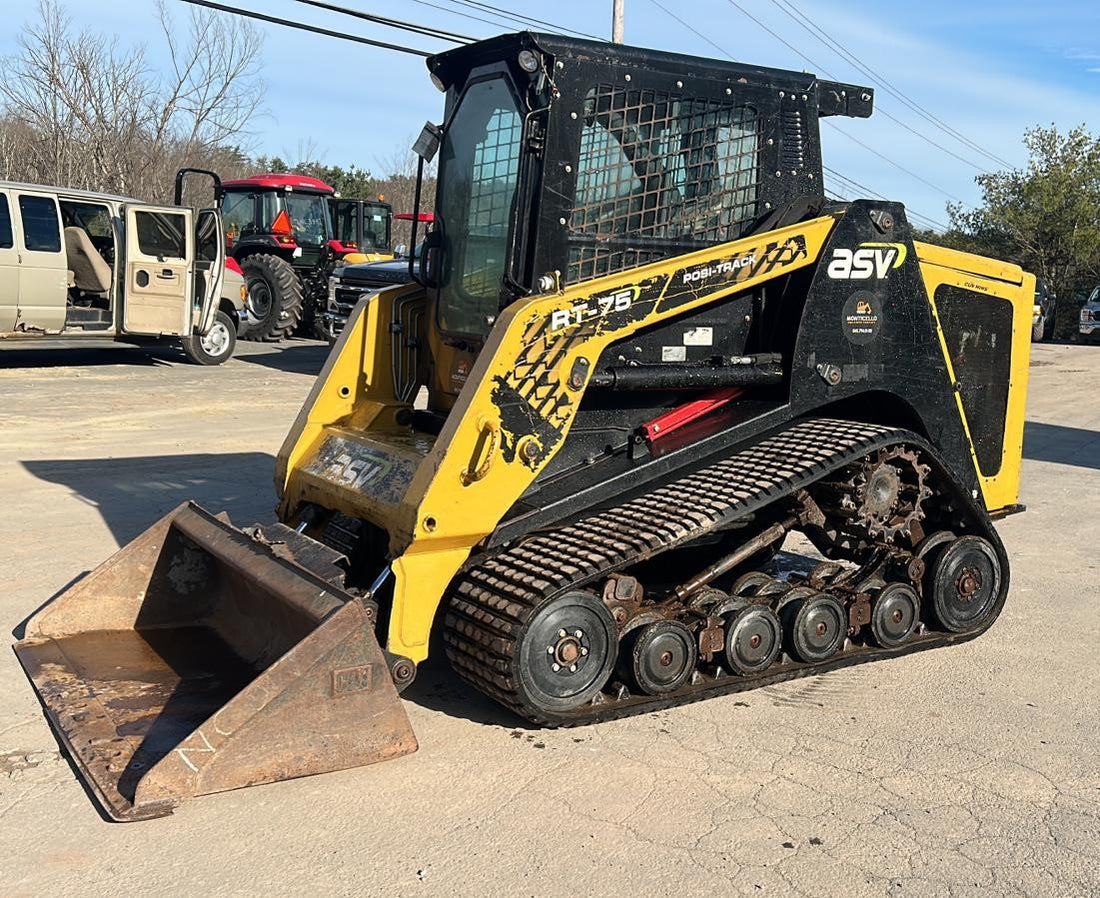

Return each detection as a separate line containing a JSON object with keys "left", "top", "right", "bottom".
{"left": 121, "top": 205, "right": 193, "bottom": 336}
{"left": 0, "top": 189, "right": 18, "bottom": 331}
{"left": 193, "top": 208, "right": 224, "bottom": 335}
{"left": 15, "top": 190, "right": 68, "bottom": 332}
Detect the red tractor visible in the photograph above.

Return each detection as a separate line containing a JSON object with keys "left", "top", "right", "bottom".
{"left": 220, "top": 174, "right": 341, "bottom": 341}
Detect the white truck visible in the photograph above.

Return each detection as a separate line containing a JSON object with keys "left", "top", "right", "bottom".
{"left": 0, "top": 179, "right": 244, "bottom": 364}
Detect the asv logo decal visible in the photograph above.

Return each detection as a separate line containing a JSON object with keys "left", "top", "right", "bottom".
{"left": 549, "top": 287, "right": 638, "bottom": 331}
{"left": 827, "top": 243, "right": 907, "bottom": 280}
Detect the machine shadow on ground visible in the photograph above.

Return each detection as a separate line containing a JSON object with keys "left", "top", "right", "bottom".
{"left": 234, "top": 341, "right": 331, "bottom": 375}
{"left": 401, "top": 658, "right": 535, "bottom": 729}
{"left": 22, "top": 453, "right": 279, "bottom": 547}
{"left": 1023, "top": 421, "right": 1100, "bottom": 470}
{"left": 0, "top": 345, "right": 179, "bottom": 368}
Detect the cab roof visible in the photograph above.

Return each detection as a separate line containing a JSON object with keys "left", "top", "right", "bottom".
{"left": 427, "top": 31, "right": 873, "bottom": 118}
{"left": 222, "top": 174, "right": 335, "bottom": 194}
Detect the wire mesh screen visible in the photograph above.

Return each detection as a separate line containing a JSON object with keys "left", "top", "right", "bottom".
{"left": 568, "top": 84, "right": 760, "bottom": 283}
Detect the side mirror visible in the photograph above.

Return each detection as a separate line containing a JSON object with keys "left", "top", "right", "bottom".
{"left": 394, "top": 243, "right": 408, "bottom": 259}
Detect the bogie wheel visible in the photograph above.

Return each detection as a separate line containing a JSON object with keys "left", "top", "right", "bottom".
{"left": 181, "top": 309, "right": 236, "bottom": 365}
{"left": 925, "top": 535, "right": 1002, "bottom": 634}
{"left": 732, "top": 571, "right": 775, "bottom": 598}
{"left": 239, "top": 253, "right": 304, "bottom": 342}
{"left": 870, "top": 583, "right": 920, "bottom": 648}
{"left": 723, "top": 603, "right": 783, "bottom": 676}
{"left": 622, "top": 620, "right": 697, "bottom": 695}
{"left": 515, "top": 591, "right": 617, "bottom": 714}
{"left": 783, "top": 592, "right": 847, "bottom": 663}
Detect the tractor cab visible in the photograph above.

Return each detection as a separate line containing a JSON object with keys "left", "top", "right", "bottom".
{"left": 221, "top": 174, "right": 335, "bottom": 271}
{"left": 331, "top": 197, "right": 394, "bottom": 263}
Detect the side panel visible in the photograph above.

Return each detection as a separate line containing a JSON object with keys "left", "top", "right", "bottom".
{"left": 0, "top": 189, "right": 18, "bottom": 331}
{"left": 14, "top": 190, "right": 68, "bottom": 333}
{"left": 122, "top": 205, "right": 193, "bottom": 336}
{"left": 916, "top": 243, "right": 1032, "bottom": 512}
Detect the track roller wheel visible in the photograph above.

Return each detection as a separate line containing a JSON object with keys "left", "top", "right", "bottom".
{"left": 732, "top": 571, "right": 774, "bottom": 598}
{"left": 782, "top": 592, "right": 847, "bottom": 663}
{"left": 622, "top": 620, "right": 697, "bottom": 696}
{"left": 722, "top": 602, "right": 783, "bottom": 676}
{"left": 925, "top": 535, "right": 1001, "bottom": 633}
{"left": 870, "top": 583, "right": 920, "bottom": 648}
{"left": 517, "top": 591, "right": 617, "bottom": 714}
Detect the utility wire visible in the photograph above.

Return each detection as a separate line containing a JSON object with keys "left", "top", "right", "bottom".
{"left": 823, "top": 122, "right": 966, "bottom": 203}
{"left": 823, "top": 165, "right": 949, "bottom": 231}
{"left": 403, "top": 0, "right": 530, "bottom": 34}
{"left": 723, "top": 0, "right": 991, "bottom": 174}
{"left": 770, "top": 0, "right": 1012, "bottom": 170}
{"left": 180, "top": 0, "right": 433, "bottom": 54}
{"left": 646, "top": 0, "right": 957, "bottom": 226}
{"left": 444, "top": 0, "right": 603, "bottom": 40}
{"left": 291, "top": 0, "right": 474, "bottom": 43}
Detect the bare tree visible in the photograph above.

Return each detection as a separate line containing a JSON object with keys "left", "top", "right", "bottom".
{"left": 0, "top": 0, "right": 262, "bottom": 200}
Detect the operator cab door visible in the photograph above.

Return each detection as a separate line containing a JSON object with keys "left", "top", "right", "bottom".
{"left": 331, "top": 198, "right": 362, "bottom": 249}
{"left": 121, "top": 205, "right": 193, "bottom": 336}
{"left": 192, "top": 208, "right": 224, "bottom": 335}
{"left": 0, "top": 188, "right": 18, "bottom": 331}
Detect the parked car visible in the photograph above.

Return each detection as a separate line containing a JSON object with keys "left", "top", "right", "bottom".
{"left": 0, "top": 180, "right": 244, "bottom": 364}
{"left": 1080, "top": 285, "right": 1100, "bottom": 343}
{"left": 1032, "top": 277, "right": 1056, "bottom": 341}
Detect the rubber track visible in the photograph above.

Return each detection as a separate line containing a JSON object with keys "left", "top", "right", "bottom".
{"left": 443, "top": 417, "right": 1003, "bottom": 726}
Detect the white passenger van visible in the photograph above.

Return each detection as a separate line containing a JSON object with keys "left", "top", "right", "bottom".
{"left": 0, "top": 181, "right": 244, "bottom": 365}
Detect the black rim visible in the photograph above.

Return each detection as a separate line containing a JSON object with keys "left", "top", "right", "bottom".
{"left": 724, "top": 605, "right": 782, "bottom": 675}
{"left": 630, "top": 620, "right": 696, "bottom": 695}
{"left": 518, "top": 591, "right": 616, "bottom": 712}
{"left": 871, "top": 583, "right": 920, "bottom": 648}
{"left": 788, "top": 594, "right": 846, "bottom": 662}
{"left": 248, "top": 280, "right": 273, "bottom": 321}
{"left": 928, "top": 536, "right": 1001, "bottom": 633}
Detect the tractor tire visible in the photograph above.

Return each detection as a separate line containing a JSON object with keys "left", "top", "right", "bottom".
{"left": 182, "top": 310, "right": 236, "bottom": 366}
{"left": 239, "top": 253, "right": 303, "bottom": 342}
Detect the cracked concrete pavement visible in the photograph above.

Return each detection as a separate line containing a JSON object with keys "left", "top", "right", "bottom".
{"left": 1, "top": 338, "right": 1098, "bottom": 897}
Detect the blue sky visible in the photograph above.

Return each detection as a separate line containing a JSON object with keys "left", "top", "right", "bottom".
{"left": 3, "top": 0, "right": 1098, "bottom": 229}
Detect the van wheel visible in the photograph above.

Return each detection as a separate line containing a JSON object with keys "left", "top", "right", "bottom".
{"left": 182, "top": 310, "right": 236, "bottom": 365}
{"left": 239, "top": 253, "right": 303, "bottom": 342}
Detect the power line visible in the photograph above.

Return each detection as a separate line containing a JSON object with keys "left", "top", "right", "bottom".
{"left": 723, "top": 0, "right": 991, "bottom": 174}
{"left": 823, "top": 165, "right": 950, "bottom": 231}
{"left": 646, "top": 0, "right": 957, "bottom": 226}
{"left": 403, "top": 0, "right": 513, "bottom": 32}
{"left": 822, "top": 121, "right": 966, "bottom": 203}
{"left": 180, "top": 0, "right": 433, "bottom": 55}
{"left": 291, "top": 0, "right": 474, "bottom": 43}
{"left": 444, "top": 0, "right": 603, "bottom": 41}
{"left": 770, "top": 0, "right": 1012, "bottom": 170}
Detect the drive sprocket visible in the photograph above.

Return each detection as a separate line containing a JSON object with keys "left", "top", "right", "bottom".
{"left": 853, "top": 446, "right": 932, "bottom": 542}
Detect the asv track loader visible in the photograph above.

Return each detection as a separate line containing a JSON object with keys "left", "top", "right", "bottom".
{"left": 15, "top": 33, "right": 1033, "bottom": 821}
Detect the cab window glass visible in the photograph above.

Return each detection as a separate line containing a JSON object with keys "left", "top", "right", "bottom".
{"left": 135, "top": 211, "right": 187, "bottom": 259}
{"left": 18, "top": 195, "right": 62, "bottom": 252}
{"left": 196, "top": 210, "right": 219, "bottom": 262}
{"left": 60, "top": 201, "right": 112, "bottom": 237}
{"left": 0, "top": 194, "right": 12, "bottom": 248}
{"left": 222, "top": 192, "right": 257, "bottom": 241}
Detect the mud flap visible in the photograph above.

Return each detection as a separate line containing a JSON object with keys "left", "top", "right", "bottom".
{"left": 13, "top": 502, "right": 418, "bottom": 821}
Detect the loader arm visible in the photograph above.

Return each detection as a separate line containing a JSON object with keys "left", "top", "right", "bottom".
{"left": 277, "top": 215, "right": 838, "bottom": 661}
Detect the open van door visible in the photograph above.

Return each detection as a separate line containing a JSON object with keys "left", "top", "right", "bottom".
{"left": 193, "top": 208, "right": 224, "bottom": 336}
{"left": 121, "top": 205, "right": 193, "bottom": 336}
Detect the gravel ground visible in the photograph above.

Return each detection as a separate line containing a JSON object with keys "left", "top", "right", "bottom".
{"left": 1, "top": 337, "right": 1098, "bottom": 897}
